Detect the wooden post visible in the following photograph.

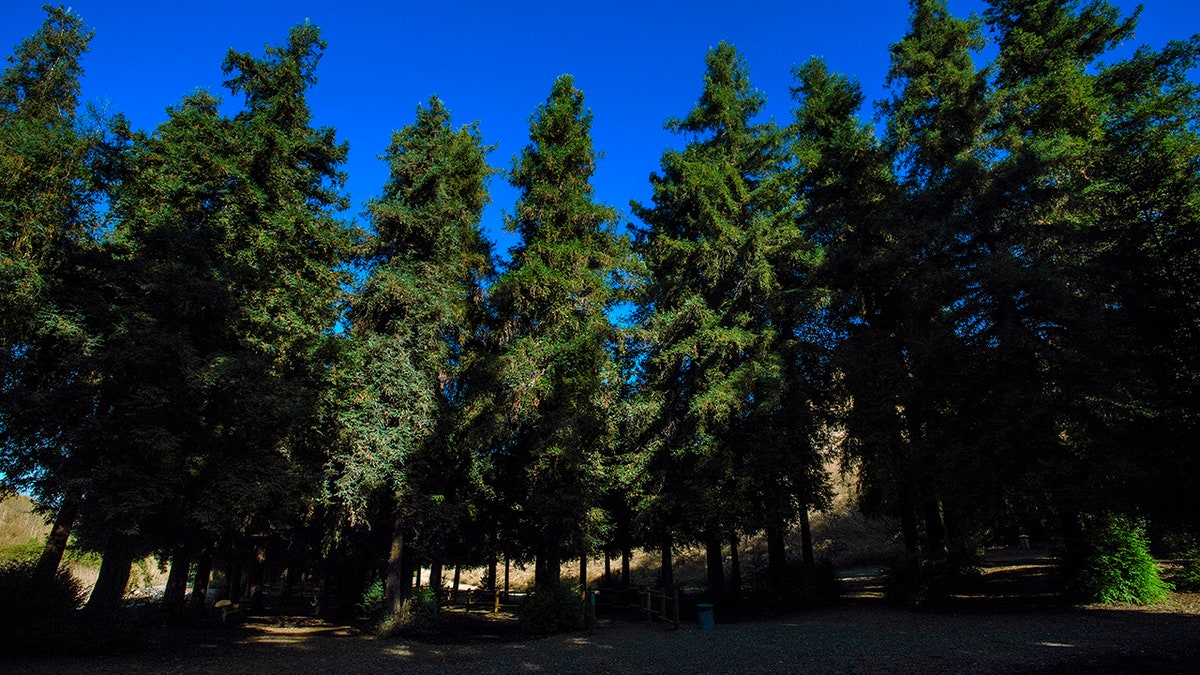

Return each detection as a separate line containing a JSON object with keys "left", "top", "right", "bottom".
{"left": 493, "top": 587, "right": 500, "bottom": 613}
{"left": 673, "top": 588, "right": 680, "bottom": 628}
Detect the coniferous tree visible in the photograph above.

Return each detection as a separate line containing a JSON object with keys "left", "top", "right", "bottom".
{"left": 635, "top": 43, "right": 814, "bottom": 591}
{"left": 486, "top": 75, "right": 632, "bottom": 589}
{"left": 874, "top": 0, "right": 992, "bottom": 558}
{"left": 0, "top": 4, "right": 106, "bottom": 589}
{"left": 41, "top": 22, "right": 358, "bottom": 618}
{"left": 326, "top": 96, "right": 493, "bottom": 615}
{"left": 975, "top": 0, "right": 1142, "bottom": 535}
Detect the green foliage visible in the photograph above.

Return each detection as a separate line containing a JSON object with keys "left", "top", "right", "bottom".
{"left": 484, "top": 74, "right": 632, "bottom": 584}
{"left": 634, "top": 41, "right": 824, "bottom": 575}
{"left": 378, "top": 587, "right": 442, "bottom": 636}
{"left": 1062, "top": 514, "right": 1172, "bottom": 605}
{"left": 0, "top": 558, "right": 85, "bottom": 655}
{"left": 327, "top": 96, "right": 492, "bottom": 531}
{"left": 357, "top": 578, "right": 386, "bottom": 619}
{"left": 0, "top": 538, "right": 42, "bottom": 564}
{"left": 1170, "top": 547, "right": 1200, "bottom": 593}
{"left": 0, "top": 537, "right": 102, "bottom": 567}
{"left": 518, "top": 583, "right": 583, "bottom": 634}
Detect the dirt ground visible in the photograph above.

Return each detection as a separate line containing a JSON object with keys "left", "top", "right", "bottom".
{"left": 6, "top": 549, "right": 1200, "bottom": 674}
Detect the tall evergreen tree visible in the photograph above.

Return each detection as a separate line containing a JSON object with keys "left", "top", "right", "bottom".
{"left": 35, "top": 22, "right": 358, "bottom": 617}
{"left": 634, "top": 43, "right": 813, "bottom": 591}
{"left": 873, "top": 0, "right": 993, "bottom": 557}
{"left": 975, "top": 0, "right": 1143, "bottom": 535}
{"left": 1086, "top": 34, "right": 1200, "bottom": 529}
{"left": 326, "top": 96, "right": 493, "bottom": 615}
{"left": 0, "top": 4, "right": 105, "bottom": 589}
{"left": 486, "top": 75, "right": 631, "bottom": 588}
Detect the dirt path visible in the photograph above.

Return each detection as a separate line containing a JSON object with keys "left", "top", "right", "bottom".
{"left": 7, "top": 550, "right": 1200, "bottom": 674}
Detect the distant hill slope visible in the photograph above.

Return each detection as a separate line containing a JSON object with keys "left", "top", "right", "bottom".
{"left": 0, "top": 494, "right": 49, "bottom": 547}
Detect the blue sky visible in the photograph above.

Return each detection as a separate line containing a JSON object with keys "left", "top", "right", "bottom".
{"left": 5, "top": 1, "right": 1198, "bottom": 259}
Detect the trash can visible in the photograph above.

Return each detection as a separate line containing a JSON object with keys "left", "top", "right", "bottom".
{"left": 696, "top": 603, "right": 715, "bottom": 631}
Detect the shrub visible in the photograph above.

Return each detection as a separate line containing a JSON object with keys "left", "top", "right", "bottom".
{"left": 746, "top": 559, "right": 842, "bottom": 614}
{"left": 0, "top": 538, "right": 43, "bottom": 564}
{"left": 1172, "top": 547, "right": 1200, "bottom": 593}
{"left": 518, "top": 583, "right": 582, "bottom": 634}
{"left": 884, "top": 550, "right": 981, "bottom": 608}
{"left": 378, "top": 586, "right": 442, "bottom": 636}
{"left": 1061, "top": 513, "right": 1172, "bottom": 605}
{"left": 357, "top": 579, "right": 386, "bottom": 620}
{"left": 0, "top": 558, "right": 86, "bottom": 654}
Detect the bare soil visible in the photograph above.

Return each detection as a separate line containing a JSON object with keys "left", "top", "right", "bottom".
{"left": 5, "top": 548, "right": 1199, "bottom": 674}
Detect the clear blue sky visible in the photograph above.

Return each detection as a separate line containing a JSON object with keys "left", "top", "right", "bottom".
{"left": 5, "top": 1, "right": 1198, "bottom": 259}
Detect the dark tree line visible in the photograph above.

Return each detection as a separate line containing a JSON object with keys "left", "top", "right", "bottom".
{"left": 2, "top": 0, "right": 1198, "bottom": 622}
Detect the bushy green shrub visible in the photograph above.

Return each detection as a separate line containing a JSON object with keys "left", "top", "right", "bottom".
{"left": 357, "top": 578, "right": 386, "bottom": 620}
{"left": 378, "top": 586, "right": 442, "bottom": 636}
{"left": 518, "top": 583, "right": 582, "bottom": 634}
{"left": 0, "top": 559, "right": 86, "bottom": 654}
{"left": 1062, "top": 513, "right": 1172, "bottom": 605}
{"left": 1172, "top": 547, "right": 1200, "bottom": 593}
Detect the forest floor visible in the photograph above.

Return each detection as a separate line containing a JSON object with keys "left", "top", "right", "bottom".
{"left": 6, "top": 548, "right": 1200, "bottom": 674}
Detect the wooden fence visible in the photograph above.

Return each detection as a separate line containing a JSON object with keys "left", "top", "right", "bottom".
{"left": 594, "top": 586, "right": 680, "bottom": 628}
{"left": 440, "top": 585, "right": 682, "bottom": 630}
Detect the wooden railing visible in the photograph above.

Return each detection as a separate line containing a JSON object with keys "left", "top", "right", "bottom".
{"left": 593, "top": 586, "right": 680, "bottom": 628}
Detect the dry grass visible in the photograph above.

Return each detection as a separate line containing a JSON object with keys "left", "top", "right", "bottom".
{"left": 449, "top": 467, "right": 902, "bottom": 591}
{"left": 0, "top": 493, "right": 51, "bottom": 547}
{"left": 0, "top": 494, "right": 166, "bottom": 599}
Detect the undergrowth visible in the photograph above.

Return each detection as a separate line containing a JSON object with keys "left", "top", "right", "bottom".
{"left": 884, "top": 550, "right": 982, "bottom": 608}
{"left": 1061, "top": 513, "right": 1171, "bottom": 605}
{"left": 518, "top": 583, "right": 582, "bottom": 634}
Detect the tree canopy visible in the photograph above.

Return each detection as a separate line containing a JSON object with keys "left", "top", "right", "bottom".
{"left": 2, "top": 0, "right": 1198, "bottom": 627}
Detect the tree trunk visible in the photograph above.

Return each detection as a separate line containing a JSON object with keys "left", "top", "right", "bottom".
{"left": 190, "top": 550, "right": 213, "bottom": 616}
{"left": 429, "top": 560, "right": 444, "bottom": 601}
{"left": 534, "top": 543, "right": 561, "bottom": 588}
{"left": 799, "top": 506, "right": 815, "bottom": 569}
{"left": 579, "top": 553, "right": 588, "bottom": 592}
{"left": 923, "top": 496, "right": 948, "bottom": 559}
{"left": 162, "top": 544, "right": 192, "bottom": 619}
{"left": 249, "top": 544, "right": 267, "bottom": 612}
{"left": 32, "top": 495, "right": 78, "bottom": 589}
{"left": 727, "top": 532, "right": 742, "bottom": 596}
{"left": 84, "top": 529, "right": 135, "bottom": 619}
{"left": 603, "top": 549, "right": 612, "bottom": 586}
{"left": 396, "top": 516, "right": 415, "bottom": 600}
{"left": 901, "top": 506, "right": 920, "bottom": 559}
{"left": 504, "top": 554, "right": 510, "bottom": 595}
{"left": 659, "top": 532, "right": 674, "bottom": 590}
{"left": 452, "top": 565, "right": 461, "bottom": 602}
{"left": 224, "top": 558, "right": 242, "bottom": 602}
{"left": 704, "top": 525, "right": 725, "bottom": 598}
{"left": 622, "top": 545, "right": 631, "bottom": 589}
{"left": 280, "top": 551, "right": 298, "bottom": 607}
{"left": 485, "top": 550, "right": 498, "bottom": 592}
{"left": 766, "top": 521, "right": 787, "bottom": 586}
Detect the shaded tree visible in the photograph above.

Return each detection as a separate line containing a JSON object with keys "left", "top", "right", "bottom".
{"left": 485, "top": 75, "right": 632, "bottom": 589}
{"left": 326, "top": 95, "right": 493, "bottom": 616}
